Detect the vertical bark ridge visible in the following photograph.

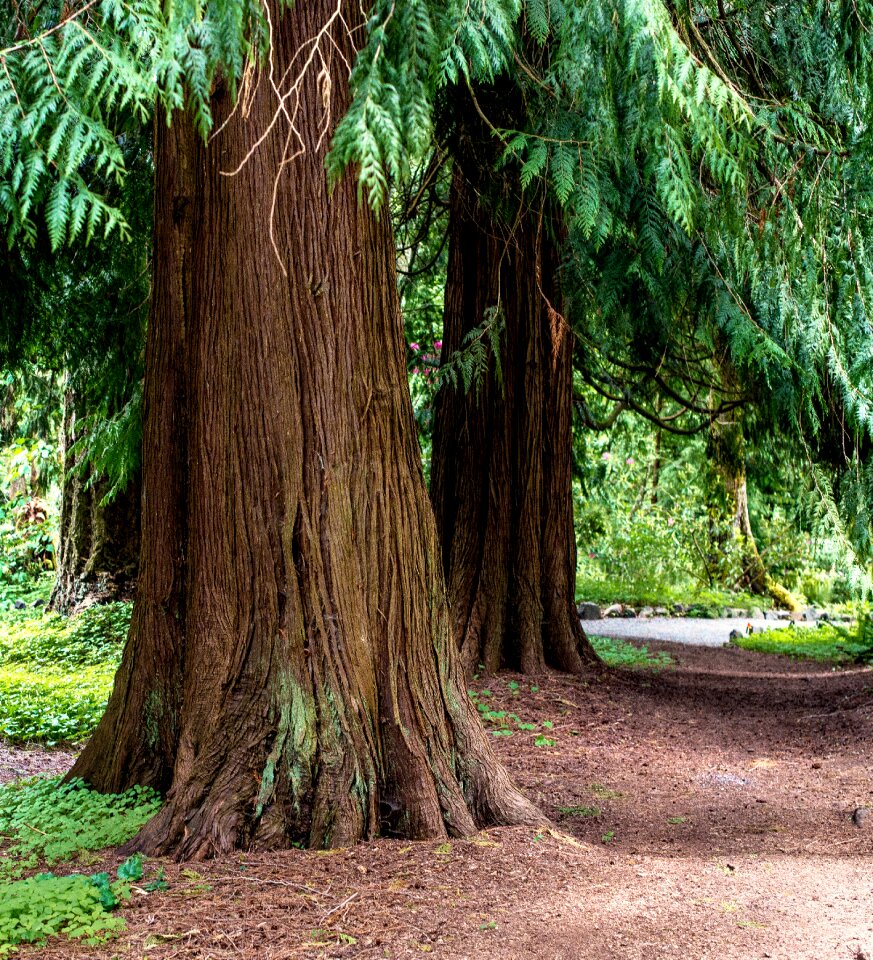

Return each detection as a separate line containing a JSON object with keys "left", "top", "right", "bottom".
{"left": 72, "top": 112, "right": 195, "bottom": 793}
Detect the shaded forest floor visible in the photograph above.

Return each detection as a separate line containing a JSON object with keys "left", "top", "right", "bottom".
{"left": 6, "top": 642, "right": 873, "bottom": 960}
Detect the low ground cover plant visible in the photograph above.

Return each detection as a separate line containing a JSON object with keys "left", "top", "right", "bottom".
{"left": 0, "top": 777, "right": 161, "bottom": 881}
{"left": 0, "top": 665, "right": 117, "bottom": 744}
{"left": 468, "top": 681, "right": 555, "bottom": 742}
{"left": 0, "top": 777, "right": 161, "bottom": 955}
{"left": 0, "top": 869, "right": 131, "bottom": 956}
{"left": 589, "top": 635, "right": 673, "bottom": 669}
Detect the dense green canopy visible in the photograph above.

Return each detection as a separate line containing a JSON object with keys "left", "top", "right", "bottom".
{"left": 3, "top": 0, "right": 873, "bottom": 554}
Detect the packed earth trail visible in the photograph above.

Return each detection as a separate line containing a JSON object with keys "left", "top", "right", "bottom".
{"left": 6, "top": 641, "right": 873, "bottom": 960}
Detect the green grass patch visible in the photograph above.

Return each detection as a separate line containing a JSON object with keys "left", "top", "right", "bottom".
{"left": 558, "top": 805, "right": 601, "bottom": 818}
{"left": 0, "top": 601, "right": 130, "bottom": 744}
{"left": 589, "top": 634, "right": 672, "bottom": 669}
{"left": 735, "top": 621, "right": 873, "bottom": 664}
{"left": 575, "top": 579, "right": 770, "bottom": 617}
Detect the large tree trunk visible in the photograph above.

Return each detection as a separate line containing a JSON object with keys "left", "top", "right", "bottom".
{"left": 71, "top": 0, "right": 540, "bottom": 858}
{"left": 430, "top": 167, "right": 597, "bottom": 677}
{"left": 50, "top": 390, "right": 140, "bottom": 613}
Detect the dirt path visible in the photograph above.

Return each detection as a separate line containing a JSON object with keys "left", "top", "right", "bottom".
{"left": 589, "top": 615, "right": 815, "bottom": 647}
{"left": 15, "top": 643, "right": 873, "bottom": 960}
{"left": 0, "top": 742, "right": 75, "bottom": 784}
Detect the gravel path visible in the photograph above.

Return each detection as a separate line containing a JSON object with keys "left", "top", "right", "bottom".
{"left": 586, "top": 615, "right": 814, "bottom": 648}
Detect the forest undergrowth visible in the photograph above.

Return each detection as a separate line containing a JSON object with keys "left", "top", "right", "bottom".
{"left": 1, "top": 640, "right": 870, "bottom": 960}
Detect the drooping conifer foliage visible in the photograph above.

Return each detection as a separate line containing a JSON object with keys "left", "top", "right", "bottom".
{"left": 6, "top": 3, "right": 873, "bottom": 471}
{"left": 336, "top": 0, "right": 873, "bottom": 648}
{"left": 336, "top": 0, "right": 873, "bottom": 559}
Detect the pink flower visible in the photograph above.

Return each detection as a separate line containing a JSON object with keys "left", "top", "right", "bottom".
{"left": 409, "top": 342, "right": 420, "bottom": 351}
{"left": 626, "top": 457, "right": 635, "bottom": 466}
{"left": 412, "top": 367, "right": 420, "bottom": 375}
{"left": 667, "top": 517, "right": 675, "bottom": 527}
{"left": 601, "top": 451, "right": 611, "bottom": 461}
{"left": 434, "top": 340, "right": 443, "bottom": 350}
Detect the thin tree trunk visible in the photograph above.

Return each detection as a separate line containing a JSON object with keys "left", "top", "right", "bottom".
{"left": 651, "top": 406, "right": 662, "bottom": 506}
{"left": 50, "top": 390, "right": 140, "bottom": 614}
{"left": 430, "top": 168, "right": 597, "bottom": 677}
{"left": 709, "top": 352, "right": 795, "bottom": 606}
{"left": 71, "top": 0, "right": 540, "bottom": 858}
{"left": 709, "top": 408, "right": 768, "bottom": 595}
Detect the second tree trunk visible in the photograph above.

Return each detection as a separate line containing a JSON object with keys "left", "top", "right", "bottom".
{"left": 431, "top": 171, "right": 597, "bottom": 677}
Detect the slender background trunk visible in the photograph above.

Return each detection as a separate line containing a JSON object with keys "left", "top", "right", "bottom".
{"left": 50, "top": 389, "right": 140, "bottom": 613}
{"left": 709, "top": 350, "right": 795, "bottom": 607}
{"left": 709, "top": 406, "right": 768, "bottom": 595}
{"left": 72, "top": 0, "right": 539, "bottom": 857}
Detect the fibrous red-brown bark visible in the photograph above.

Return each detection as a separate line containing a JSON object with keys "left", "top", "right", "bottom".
{"left": 50, "top": 391, "right": 140, "bottom": 614}
{"left": 430, "top": 167, "right": 597, "bottom": 677}
{"left": 71, "top": 0, "right": 540, "bottom": 858}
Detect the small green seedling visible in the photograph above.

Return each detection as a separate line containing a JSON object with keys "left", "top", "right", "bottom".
{"left": 591, "top": 783, "right": 624, "bottom": 800}
{"left": 559, "top": 805, "right": 601, "bottom": 818}
{"left": 591, "top": 783, "right": 623, "bottom": 799}
{"left": 143, "top": 867, "right": 168, "bottom": 892}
